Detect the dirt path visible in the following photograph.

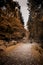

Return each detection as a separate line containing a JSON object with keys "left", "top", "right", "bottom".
{"left": 4, "top": 43, "right": 43, "bottom": 65}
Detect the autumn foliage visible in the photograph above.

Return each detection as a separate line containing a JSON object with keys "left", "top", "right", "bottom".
{"left": 0, "top": 0, "right": 25, "bottom": 41}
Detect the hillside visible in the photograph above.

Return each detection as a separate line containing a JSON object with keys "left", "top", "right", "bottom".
{"left": 0, "top": 0, "right": 25, "bottom": 41}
